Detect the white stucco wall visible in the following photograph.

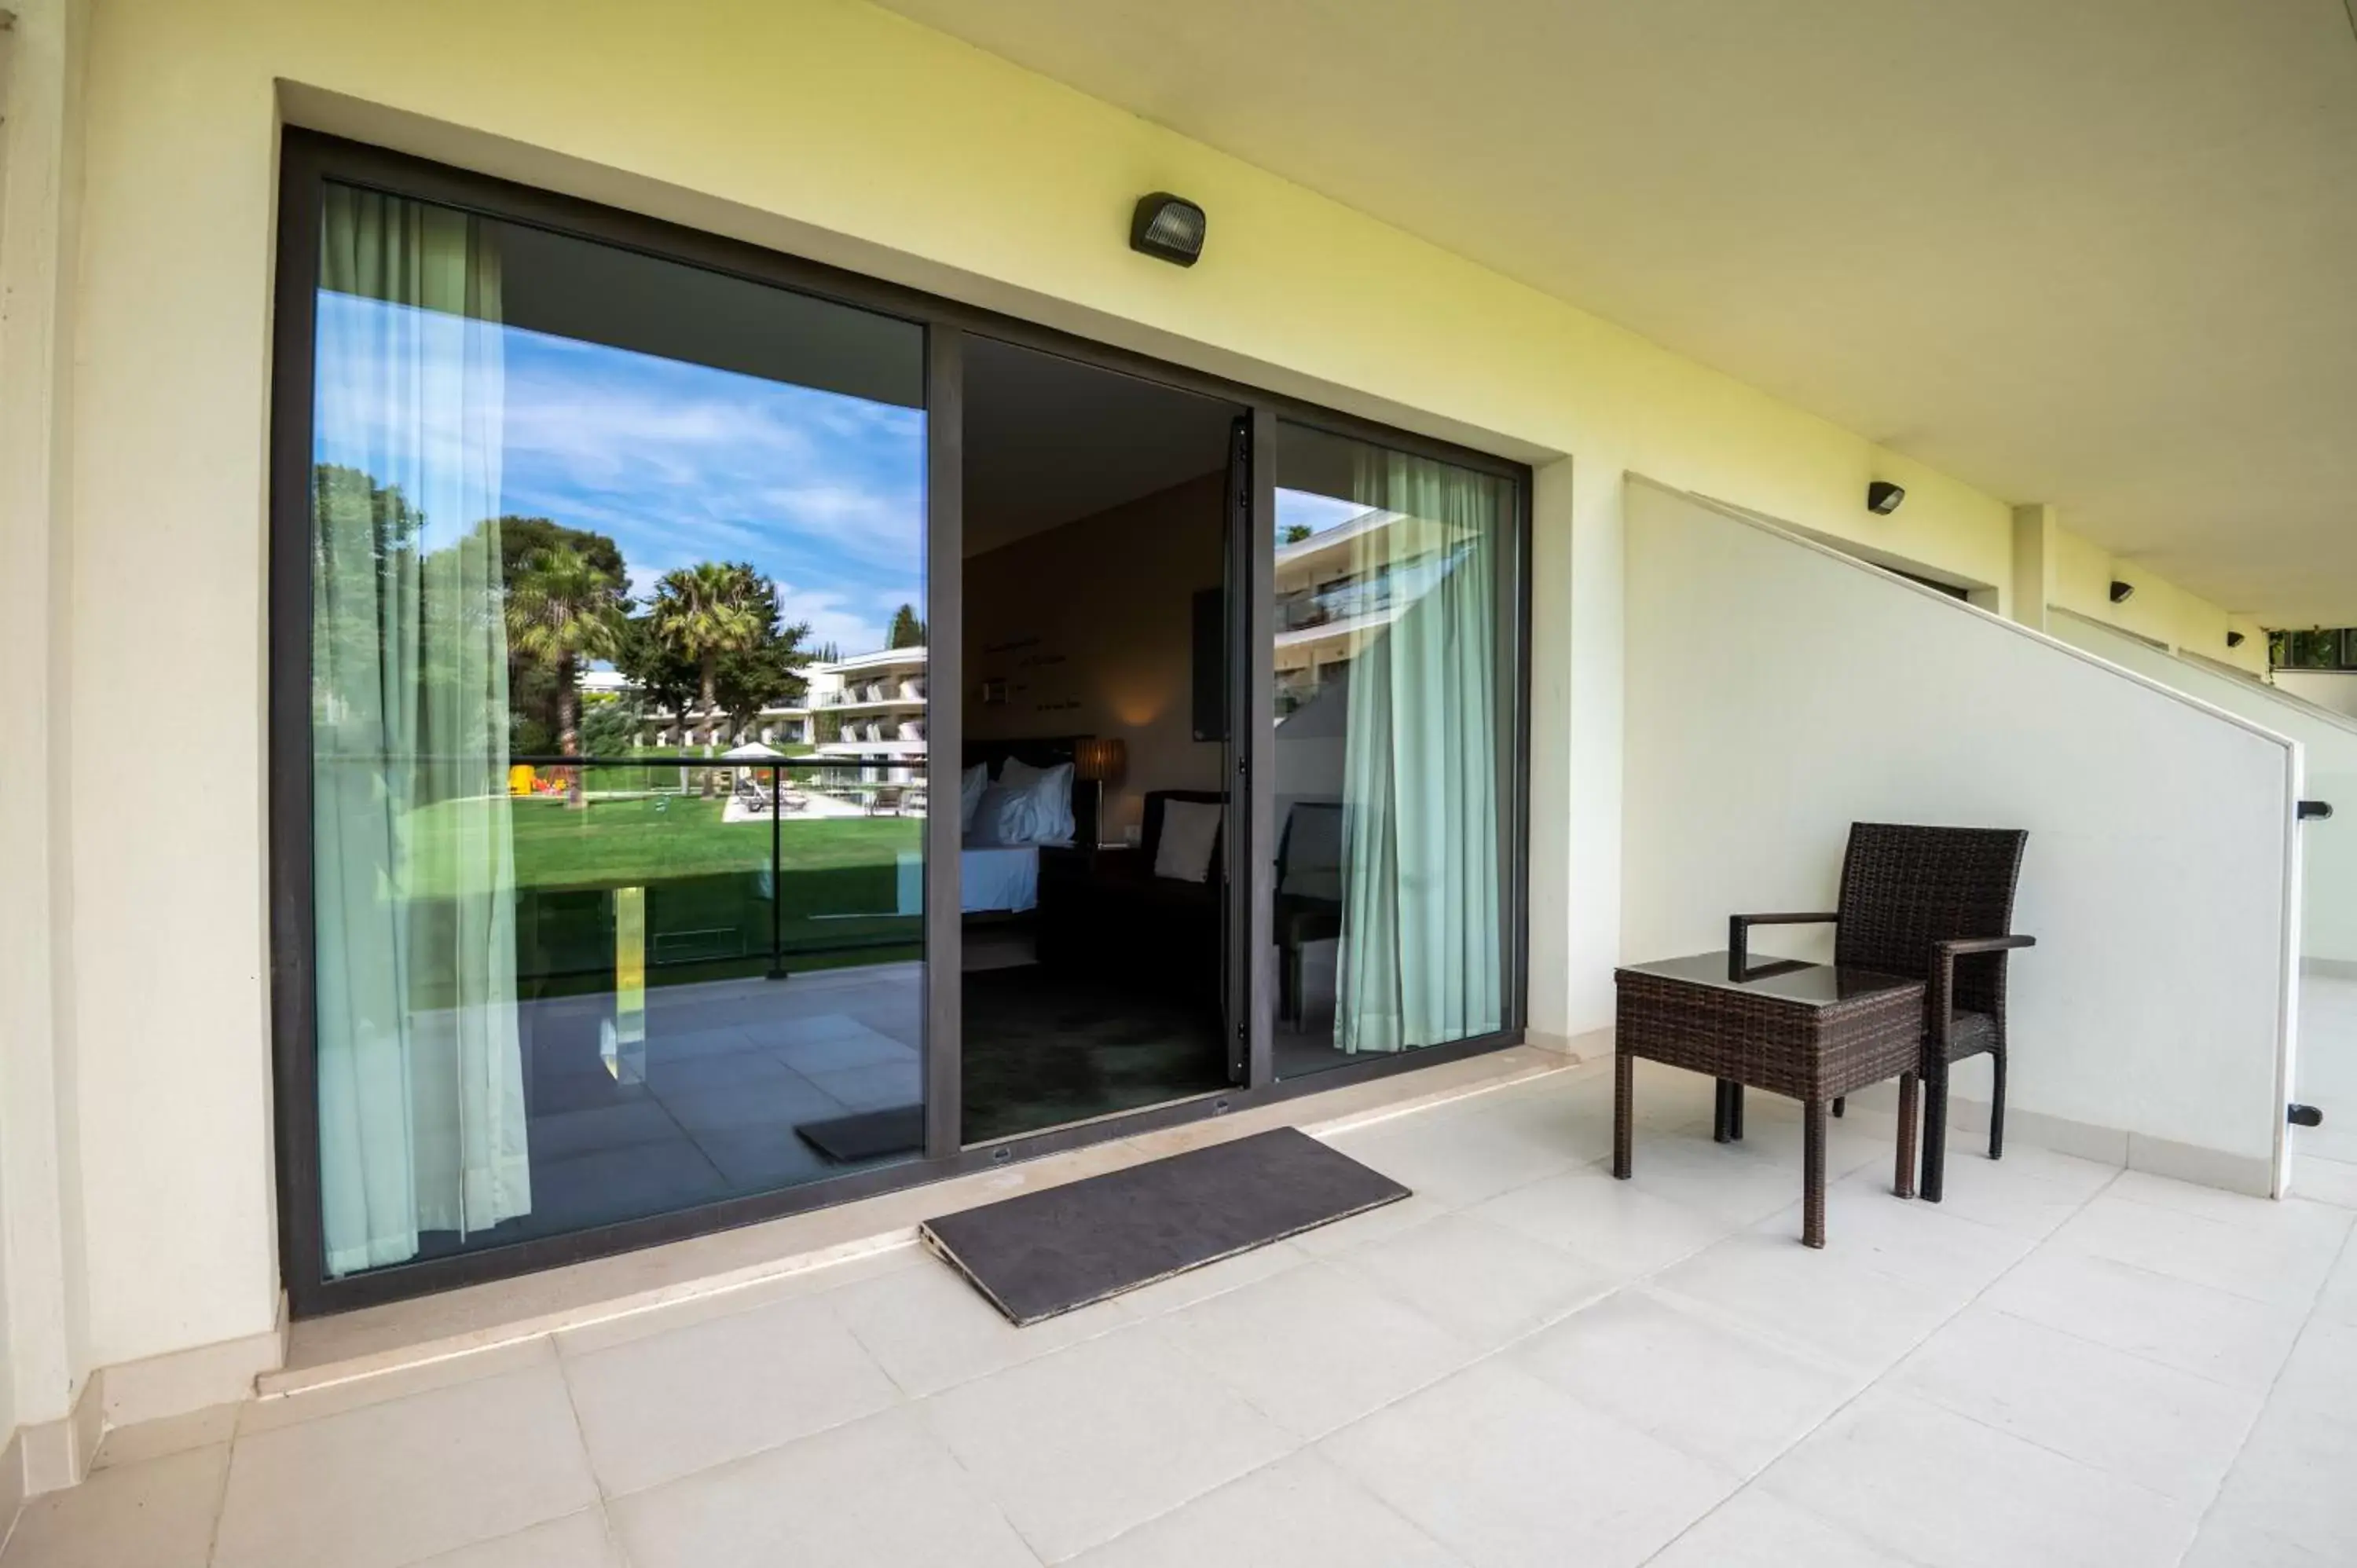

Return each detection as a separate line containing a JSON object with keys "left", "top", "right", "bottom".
{"left": 2051, "top": 615, "right": 2357, "bottom": 972}
{"left": 1623, "top": 481, "right": 2293, "bottom": 1182}
{"left": 2276, "top": 670, "right": 2357, "bottom": 724}
{"left": 0, "top": 0, "right": 95, "bottom": 1456}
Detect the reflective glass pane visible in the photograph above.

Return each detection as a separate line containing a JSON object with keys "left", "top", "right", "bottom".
{"left": 306, "top": 184, "right": 927, "bottom": 1277}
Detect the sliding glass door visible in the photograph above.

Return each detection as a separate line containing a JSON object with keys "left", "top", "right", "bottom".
{"left": 289, "top": 170, "right": 931, "bottom": 1285}
{"left": 1267, "top": 423, "right": 1523, "bottom": 1078}
{"left": 273, "top": 136, "right": 1527, "bottom": 1312}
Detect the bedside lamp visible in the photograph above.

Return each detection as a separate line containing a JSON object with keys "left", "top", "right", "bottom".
{"left": 1073, "top": 737, "right": 1127, "bottom": 848}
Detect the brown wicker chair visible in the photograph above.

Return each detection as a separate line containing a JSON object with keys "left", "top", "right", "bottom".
{"left": 1732, "top": 822, "right": 2032, "bottom": 1203}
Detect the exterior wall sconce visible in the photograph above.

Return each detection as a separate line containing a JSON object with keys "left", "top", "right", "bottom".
{"left": 2110, "top": 580, "right": 2135, "bottom": 604}
{"left": 1866, "top": 481, "right": 1905, "bottom": 515}
{"left": 1130, "top": 194, "right": 1207, "bottom": 267}
{"left": 2227, "top": 630, "right": 2247, "bottom": 649}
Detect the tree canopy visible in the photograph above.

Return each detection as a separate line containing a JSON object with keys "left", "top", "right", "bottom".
{"left": 486, "top": 516, "right": 626, "bottom": 588}
{"left": 617, "top": 562, "right": 812, "bottom": 735}
{"left": 504, "top": 543, "right": 627, "bottom": 760}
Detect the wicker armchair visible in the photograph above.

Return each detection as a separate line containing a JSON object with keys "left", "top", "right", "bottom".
{"left": 1731, "top": 822, "right": 2032, "bottom": 1203}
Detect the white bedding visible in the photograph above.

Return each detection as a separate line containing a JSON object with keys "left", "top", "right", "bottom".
{"left": 962, "top": 843, "right": 1042, "bottom": 914}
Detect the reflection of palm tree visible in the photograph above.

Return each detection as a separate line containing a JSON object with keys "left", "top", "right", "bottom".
{"left": 652, "top": 562, "right": 762, "bottom": 788}
{"left": 506, "top": 544, "right": 625, "bottom": 804}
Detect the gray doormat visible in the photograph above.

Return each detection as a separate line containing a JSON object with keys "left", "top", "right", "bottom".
{"left": 921, "top": 1127, "right": 1409, "bottom": 1325}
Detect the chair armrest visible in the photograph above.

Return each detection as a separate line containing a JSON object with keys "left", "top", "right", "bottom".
{"left": 1728, "top": 912, "right": 1839, "bottom": 979}
{"left": 1929, "top": 935, "right": 2035, "bottom": 1047}
{"left": 1935, "top": 934, "right": 2036, "bottom": 956}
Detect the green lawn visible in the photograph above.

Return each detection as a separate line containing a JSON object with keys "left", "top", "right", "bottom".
{"left": 400, "top": 793, "right": 922, "bottom": 995}
{"left": 501, "top": 795, "right": 917, "bottom": 890}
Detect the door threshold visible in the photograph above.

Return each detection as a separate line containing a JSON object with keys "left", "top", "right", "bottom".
{"left": 265, "top": 1043, "right": 1580, "bottom": 1402}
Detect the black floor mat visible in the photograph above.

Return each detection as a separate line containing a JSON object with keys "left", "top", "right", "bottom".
{"left": 921, "top": 1127, "right": 1409, "bottom": 1324}
{"left": 796, "top": 1105, "right": 926, "bottom": 1163}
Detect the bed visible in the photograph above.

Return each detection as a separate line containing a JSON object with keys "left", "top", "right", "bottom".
{"left": 959, "top": 736, "right": 1101, "bottom": 916}
{"left": 962, "top": 843, "right": 1044, "bottom": 914}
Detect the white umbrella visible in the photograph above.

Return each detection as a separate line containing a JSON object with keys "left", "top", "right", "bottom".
{"left": 720, "top": 741, "right": 784, "bottom": 760}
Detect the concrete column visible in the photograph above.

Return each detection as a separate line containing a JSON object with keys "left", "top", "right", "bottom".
{"left": 2011, "top": 503, "right": 2057, "bottom": 633}
{"left": 0, "top": 0, "right": 97, "bottom": 1490}
{"left": 1526, "top": 452, "right": 1625, "bottom": 1050}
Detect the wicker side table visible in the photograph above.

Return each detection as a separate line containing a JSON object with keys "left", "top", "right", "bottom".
{"left": 1613, "top": 953, "right": 1926, "bottom": 1248}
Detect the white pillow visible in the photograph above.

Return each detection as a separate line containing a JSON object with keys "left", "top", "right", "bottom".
{"left": 969, "top": 785, "right": 1041, "bottom": 847}
{"left": 959, "top": 763, "right": 988, "bottom": 833}
{"left": 1153, "top": 800, "right": 1222, "bottom": 883}
{"left": 999, "top": 758, "right": 1075, "bottom": 844}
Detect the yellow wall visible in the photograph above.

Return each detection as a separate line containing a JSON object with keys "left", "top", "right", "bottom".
{"left": 49, "top": 0, "right": 2259, "bottom": 1377}
{"left": 2051, "top": 526, "right": 2269, "bottom": 672}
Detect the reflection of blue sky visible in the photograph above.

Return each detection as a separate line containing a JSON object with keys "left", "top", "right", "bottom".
{"left": 313, "top": 291, "right": 926, "bottom": 655}
{"left": 1276, "top": 488, "right": 1371, "bottom": 539}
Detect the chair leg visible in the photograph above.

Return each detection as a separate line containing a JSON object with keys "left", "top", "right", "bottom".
{"left": 1713, "top": 1079, "right": 1732, "bottom": 1144}
{"left": 1921, "top": 1060, "right": 1950, "bottom": 1203}
{"left": 1729, "top": 1083, "right": 1745, "bottom": 1140}
{"left": 1831, "top": 1097, "right": 1846, "bottom": 1119}
{"left": 1613, "top": 1051, "right": 1634, "bottom": 1180}
{"left": 1802, "top": 1098, "right": 1827, "bottom": 1248}
{"left": 1893, "top": 1072, "right": 1918, "bottom": 1200}
{"left": 1988, "top": 1047, "right": 2007, "bottom": 1161}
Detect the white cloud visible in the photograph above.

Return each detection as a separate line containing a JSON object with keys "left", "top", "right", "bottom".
{"left": 771, "top": 578, "right": 889, "bottom": 658}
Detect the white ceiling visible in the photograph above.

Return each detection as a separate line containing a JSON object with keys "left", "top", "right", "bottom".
{"left": 962, "top": 335, "right": 1235, "bottom": 555}
{"left": 882, "top": 0, "right": 2357, "bottom": 625}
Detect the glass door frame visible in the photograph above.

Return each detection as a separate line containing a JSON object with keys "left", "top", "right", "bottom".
{"left": 268, "top": 129, "right": 1531, "bottom": 1317}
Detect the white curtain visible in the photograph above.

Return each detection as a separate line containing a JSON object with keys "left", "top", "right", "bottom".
{"left": 312, "top": 186, "right": 531, "bottom": 1276}
{"left": 1336, "top": 449, "right": 1506, "bottom": 1053}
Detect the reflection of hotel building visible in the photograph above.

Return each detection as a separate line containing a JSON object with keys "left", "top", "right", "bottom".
{"left": 1275, "top": 507, "right": 1463, "bottom": 717}
{"left": 620, "top": 647, "right": 928, "bottom": 782}
{"left": 805, "top": 647, "right": 928, "bottom": 783}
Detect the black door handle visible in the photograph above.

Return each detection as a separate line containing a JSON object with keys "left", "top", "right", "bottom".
{"left": 2299, "top": 800, "right": 2333, "bottom": 821}
{"left": 2289, "top": 1104, "right": 2324, "bottom": 1127}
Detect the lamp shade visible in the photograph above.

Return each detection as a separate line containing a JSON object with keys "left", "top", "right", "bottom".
{"left": 1073, "top": 736, "right": 1127, "bottom": 782}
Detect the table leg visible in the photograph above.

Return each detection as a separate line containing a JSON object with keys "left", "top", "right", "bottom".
{"left": 1613, "top": 1051, "right": 1634, "bottom": 1180}
{"left": 1802, "top": 1097, "right": 1827, "bottom": 1248}
{"left": 1893, "top": 1071, "right": 1919, "bottom": 1200}
{"left": 1922, "top": 1060, "right": 1950, "bottom": 1203}
{"left": 1728, "top": 1084, "right": 1745, "bottom": 1141}
{"left": 1713, "top": 1079, "right": 1731, "bottom": 1144}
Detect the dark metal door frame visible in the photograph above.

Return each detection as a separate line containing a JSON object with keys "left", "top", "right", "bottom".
{"left": 922, "top": 325, "right": 966, "bottom": 1161}
{"left": 1239, "top": 408, "right": 1279, "bottom": 1090}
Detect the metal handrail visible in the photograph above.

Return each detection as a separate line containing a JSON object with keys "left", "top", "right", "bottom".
{"left": 318, "top": 753, "right": 928, "bottom": 770}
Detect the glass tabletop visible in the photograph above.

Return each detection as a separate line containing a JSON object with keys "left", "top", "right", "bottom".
{"left": 1618, "top": 951, "right": 1923, "bottom": 1006}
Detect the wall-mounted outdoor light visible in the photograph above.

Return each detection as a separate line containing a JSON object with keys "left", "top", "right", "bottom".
{"left": 2227, "top": 630, "right": 2247, "bottom": 649}
{"left": 1130, "top": 193, "right": 1207, "bottom": 267}
{"left": 2110, "top": 580, "right": 2135, "bottom": 604}
{"left": 1866, "top": 481, "right": 1906, "bottom": 515}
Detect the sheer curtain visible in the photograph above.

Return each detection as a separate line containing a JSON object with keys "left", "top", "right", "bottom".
{"left": 312, "top": 186, "right": 530, "bottom": 1276}
{"left": 1336, "top": 449, "right": 1506, "bottom": 1053}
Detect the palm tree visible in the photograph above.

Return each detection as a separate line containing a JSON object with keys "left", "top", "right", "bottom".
{"left": 505, "top": 544, "right": 625, "bottom": 804}
{"left": 651, "top": 559, "right": 764, "bottom": 753}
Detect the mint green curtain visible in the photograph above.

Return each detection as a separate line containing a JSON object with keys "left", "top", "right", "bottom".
{"left": 1336, "top": 450, "right": 1506, "bottom": 1053}
{"left": 312, "top": 187, "right": 530, "bottom": 1276}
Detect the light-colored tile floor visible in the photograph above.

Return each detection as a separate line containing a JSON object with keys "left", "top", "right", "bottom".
{"left": 13, "top": 1056, "right": 2357, "bottom": 1566}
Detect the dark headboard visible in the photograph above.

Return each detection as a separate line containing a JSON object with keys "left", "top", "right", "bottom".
{"left": 962, "top": 735, "right": 1099, "bottom": 848}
